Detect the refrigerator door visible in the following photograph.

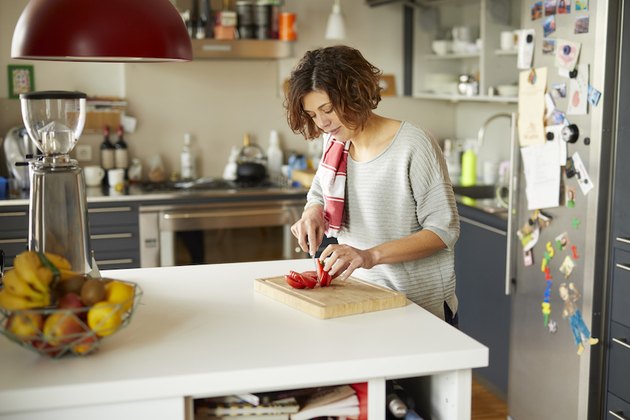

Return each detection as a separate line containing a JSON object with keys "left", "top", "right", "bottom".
{"left": 507, "top": 1, "right": 615, "bottom": 419}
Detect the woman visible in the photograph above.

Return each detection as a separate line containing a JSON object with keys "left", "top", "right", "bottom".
{"left": 285, "top": 45, "right": 460, "bottom": 324}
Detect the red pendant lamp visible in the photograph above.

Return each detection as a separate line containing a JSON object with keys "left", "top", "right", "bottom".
{"left": 11, "top": 0, "right": 192, "bottom": 62}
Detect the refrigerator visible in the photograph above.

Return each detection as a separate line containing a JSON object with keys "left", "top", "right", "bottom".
{"left": 505, "top": 1, "right": 620, "bottom": 419}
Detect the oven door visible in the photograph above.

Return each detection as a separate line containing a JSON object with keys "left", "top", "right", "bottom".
{"left": 139, "top": 200, "right": 306, "bottom": 267}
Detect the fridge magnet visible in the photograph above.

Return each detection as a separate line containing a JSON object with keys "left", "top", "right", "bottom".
{"left": 558, "top": 282, "right": 598, "bottom": 355}
{"left": 587, "top": 85, "right": 601, "bottom": 106}
{"left": 544, "top": 0, "right": 557, "bottom": 15}
{"left": 555, "top": 232, "right": 570, "bottom": 251}
{"left": 551, "top": 82, "right": 567, "bottom": 99}
{"left": 542, "top": 279, "right": 553, "bottom": 326}
{"left": 555, "top": 39, "right": 581, "bottom": 71}
{"left": 7, "top": 65, "right": 34, "bottom": 99}
{"left": 567, "top": 64, "right": 589, "bottom": 115}
{"left": 531, "top": 2, "right": 543, "bottom": 20}
{"left": 572, "top": 217, "right": 581, "bottom": 229}
{"left": 574, "top": 16, "right": 589, "bottom": 34}
{"left": 559, "top": 255, "right": 575, "bottom": 278}
{"left": 571, "top": 245, "right": 580, "bottom": 259}
{"left": 548, "top": 318, "right": 558, "bottom": 333}
{"left": 543, "top": 16, "right": 556, "bottom": 37}
{"left": 565, "top": 186, "right": 576, "bottom": 208}
{"left": 571, "top": 151, "right": 593, "bottom": 195}
{"left": 546, "top": 109, "right": 567, "bottom": 126}
{"left": 558, "top": 0, "right": 571, "bottom": 14}
{"left": 575, "top": 0, "right": 588, "bottom": 11}
{"left": 542, "top": 38, "right": 556, "bottom": 55}
{"left": 524, "top": 249, "right": 534, "bottom": 266}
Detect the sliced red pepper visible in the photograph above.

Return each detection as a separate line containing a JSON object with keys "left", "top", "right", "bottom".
{"left": 297, "top": 270, "right": 318, "bottom": 288}
{"left": 316, "top": 260, "right": 333, "bottom": 287}
{"left": 285, "top": 273, "right": 305, "bottom": 289}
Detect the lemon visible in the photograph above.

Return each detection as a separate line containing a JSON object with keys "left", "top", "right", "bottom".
{"left": 87, "top": 301, "right": 122, "bottom": 337}
{"left": 104, "top": 281, "right": 135, "bottom": 312}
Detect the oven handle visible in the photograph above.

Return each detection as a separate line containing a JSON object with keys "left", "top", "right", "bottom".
{"left": 162, "top": 208, "right": 289, "bottom": 220}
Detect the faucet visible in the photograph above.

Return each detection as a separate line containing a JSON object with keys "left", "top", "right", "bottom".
{"left": 477, "top": 113, "right": 512, "bottom": 151}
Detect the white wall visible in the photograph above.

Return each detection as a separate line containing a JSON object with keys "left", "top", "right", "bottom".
{"left": 1, "top": 0, "right": 456, "bottom": 179}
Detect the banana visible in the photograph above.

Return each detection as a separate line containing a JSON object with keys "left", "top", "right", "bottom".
{"left": 2, "top": 269, "right": 47, "bottom": 302}
{"left": 13, "top": 251, "right": 49, "bottom": 295}
{"left": 43, "top": 252, "right": 72, "bottom": 271}
{"left": 0, "top": 289, "right": 46, "bottom": 310}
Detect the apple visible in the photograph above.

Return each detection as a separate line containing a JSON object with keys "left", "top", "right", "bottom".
{"left": 87, "top": 301, "right": 122, "bottom": 337}
{"left": 71, "top": 333, "right": 99, "bottom": 355}
{"left": 57, "top": 292, "right": 87, "bottom": 319}
{"left": 43, "top": 311, "right": 87, "bottom": 346}
{"left": 7, "top": 312, "right": 44, "bottom": 341}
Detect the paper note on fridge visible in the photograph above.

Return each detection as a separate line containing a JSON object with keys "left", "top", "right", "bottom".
{"left": 567, "top": 64, "right": 589, "bottom": 115}
{"left": 518, "top": 67, "right": 547, "bottom": 147}
{"left": 520, "top": 142, "right": 561, "bottom": 210}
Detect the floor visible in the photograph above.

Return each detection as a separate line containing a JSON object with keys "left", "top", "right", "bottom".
{"left": 471, "top": 377, "right": 509, "bottom": 420}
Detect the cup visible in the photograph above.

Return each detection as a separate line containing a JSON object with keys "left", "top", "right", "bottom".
{"left": 483, "top": 161, "right": 499, "bottom": 185}
{"left": 452, "top": 26, "right": 473, "bottom": 43}
{"left": 500, "top": 31, "right": 516, "bottom": 51}
{"left": 84, "top": 166, "right": 105, "bottom": 187}
{"left": 107, "top": 168, "right": 125, "bottom": 189}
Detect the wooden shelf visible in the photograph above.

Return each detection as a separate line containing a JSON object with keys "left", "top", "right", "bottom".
{"left": 424, "top": 52, "right": 481, "bottom": 60}
{"left": 413, "top": 92, "right": 517, "bottom": 103}
{"left": 192, "top": 39, "right": 294, "bottom": 59}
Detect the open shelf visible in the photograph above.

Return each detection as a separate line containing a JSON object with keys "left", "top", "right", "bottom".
{"left": 192, "top": 39, "right": 294, "bottom": 59}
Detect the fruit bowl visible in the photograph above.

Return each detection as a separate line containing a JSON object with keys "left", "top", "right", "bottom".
{"left": 0, "top": 278, "right": 142, "bottom": 359}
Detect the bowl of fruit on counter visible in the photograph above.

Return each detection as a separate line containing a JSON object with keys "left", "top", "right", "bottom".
{"left": 0, "top": 251, "right": 142, "bottom": 358}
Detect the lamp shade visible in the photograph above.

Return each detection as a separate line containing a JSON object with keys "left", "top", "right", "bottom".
{"left": 325, "top": 0, "right": 346, "bottom": 40}
{"left": 11, "top": 0, "right": 192, "bottom": 62}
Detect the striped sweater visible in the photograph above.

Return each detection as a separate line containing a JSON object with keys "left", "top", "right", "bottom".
{"left": 306, "top": 121, "right": 460, "bottom": 320}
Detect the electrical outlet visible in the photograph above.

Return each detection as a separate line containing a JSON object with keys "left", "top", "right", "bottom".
{"left": 76, "top": 145, "right": 92, "bottom": 161}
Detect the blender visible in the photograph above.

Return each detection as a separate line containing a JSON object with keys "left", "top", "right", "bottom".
{"left": 20, "top": 91, "right": 92, "bottom": 274}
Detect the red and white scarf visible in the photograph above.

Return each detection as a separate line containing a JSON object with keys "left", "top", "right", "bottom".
{"left": 318, "top": 135, "right": 350, "bottom": 238}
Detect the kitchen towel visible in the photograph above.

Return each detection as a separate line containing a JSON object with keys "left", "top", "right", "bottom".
{"left": 319, "top": 135, "right": 350, "bottom": 237}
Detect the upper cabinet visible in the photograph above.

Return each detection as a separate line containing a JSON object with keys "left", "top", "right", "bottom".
{"left": 412, "top": 0, "right": 521, "bottom": 103}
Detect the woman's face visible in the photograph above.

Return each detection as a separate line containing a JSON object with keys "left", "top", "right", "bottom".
{"left": 303, "top": 90, "right": 352, "bottom": 141}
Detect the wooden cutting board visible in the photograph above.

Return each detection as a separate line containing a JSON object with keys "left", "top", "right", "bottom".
{"left": 254, "top": 276, "right": 408, "bottom": 319}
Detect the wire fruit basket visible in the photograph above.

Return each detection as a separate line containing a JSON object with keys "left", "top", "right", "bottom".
{"left": 0, "top": 278, "right": 142, "bottom": 359}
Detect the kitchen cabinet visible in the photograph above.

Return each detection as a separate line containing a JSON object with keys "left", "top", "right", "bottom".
{"left": 192, "top": 39, "right": 293, "bottom": 59}
{"left": 0, "top": 203, "right": 140, "bottom": 271}
{"left": 455, "top": 203, "right": 510, "bottom": 398}
{"left": 0, "top": 259, "right": 488, "bottom": 420}
{"left": 411, "top": 0, "right": 520, "bottom": 102}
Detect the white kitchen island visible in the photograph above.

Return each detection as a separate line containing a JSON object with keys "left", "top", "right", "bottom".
{"left": 0, "top": 259, "right": 487, "bottom": 420}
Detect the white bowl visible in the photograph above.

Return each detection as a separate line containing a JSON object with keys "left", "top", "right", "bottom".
{"left": 496, "top": 84, "right": 518, "bottom": 97}
{"left": 432, "top": 40, "right": 452, "bottom": 56}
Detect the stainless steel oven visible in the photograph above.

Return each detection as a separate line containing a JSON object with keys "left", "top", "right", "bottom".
{"left": 138, "top": 199, "right": 305, "bottom": 267}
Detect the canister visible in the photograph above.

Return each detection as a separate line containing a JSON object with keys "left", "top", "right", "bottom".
{"left": 279, "top": 12, "right": 297, "bottom": 41}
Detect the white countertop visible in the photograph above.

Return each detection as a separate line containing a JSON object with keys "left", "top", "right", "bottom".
{"left": 0, "top": 259, "right": 487, "bottom": 416}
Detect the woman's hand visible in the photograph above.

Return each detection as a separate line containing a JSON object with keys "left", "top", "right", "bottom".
{"left": 291, "top": 205, "right": 326, "bottom": 256}
{"left": 319, "top": 244, "right": 376, "bottom": 281}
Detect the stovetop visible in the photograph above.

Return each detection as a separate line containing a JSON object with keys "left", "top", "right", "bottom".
{"left": 137, "top": 177, "right": 286, "bottom": 193}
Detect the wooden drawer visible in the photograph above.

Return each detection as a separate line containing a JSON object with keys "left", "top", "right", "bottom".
{"left": 607, "top": 392, "right": 630, "bottom": 420}
{"left": 613, "top": 249, "right": 630, "bottom": 328}
{"left": 609, "top": 322, "right": 630, "bottom": 404}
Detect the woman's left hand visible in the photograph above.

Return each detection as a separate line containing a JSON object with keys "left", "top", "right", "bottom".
{"left": 319, "top": 244, "right": 375, "bottom": 281}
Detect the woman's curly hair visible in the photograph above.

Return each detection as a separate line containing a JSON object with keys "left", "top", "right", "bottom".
{"left": 285, "top": 45, "right": 383, "bottom": 140}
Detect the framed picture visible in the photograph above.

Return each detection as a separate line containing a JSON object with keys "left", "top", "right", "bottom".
{"left": 7, "top": 65, "right": 35, "bottom": 99}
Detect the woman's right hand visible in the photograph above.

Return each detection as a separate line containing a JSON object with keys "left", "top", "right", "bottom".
{"left": 291, "top": 205, "right": 326, "bottom": 256}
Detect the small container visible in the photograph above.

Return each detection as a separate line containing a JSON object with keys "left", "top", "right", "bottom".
{"left": 279, "top": 12, "right": 297, "bottom": 41}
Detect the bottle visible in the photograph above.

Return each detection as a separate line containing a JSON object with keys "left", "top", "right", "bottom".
{"left": 460, "top": 140, "right": 477, "bottom": 186}
{"left": 180, "top": 133, "right": 197, "bottom": 180}
{"left": 442, "top": 139, "right": 461, "bottom": 184}
{"left": 114, "top": 125, "right": 129, "bottom": 175}
{"left": 100, "top": 126, "right": 115, "bottom": 185}
{"left": 266, "top": 130, "right": 283, "bottom": 178}
{"left": 223, "top": 146, "right": 239, "bottom": 181}
{"left": 128, "top": 158, "right": 143, "bottom": 183}
{"left": 386, "top": 381, "right": 411, "bottom": 419}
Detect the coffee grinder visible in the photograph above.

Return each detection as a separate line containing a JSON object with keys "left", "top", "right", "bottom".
{"left": 20, "top": 91, "right": 92, "bottom": 274}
